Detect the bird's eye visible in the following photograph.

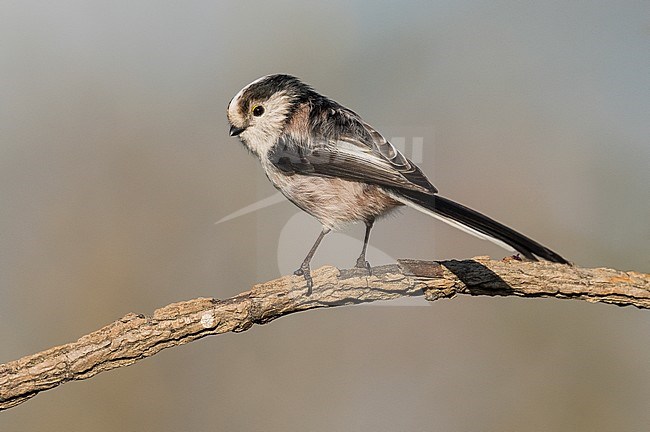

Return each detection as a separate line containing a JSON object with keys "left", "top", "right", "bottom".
{"left": 252, "top": 105, "right": 265, "bottom": 117}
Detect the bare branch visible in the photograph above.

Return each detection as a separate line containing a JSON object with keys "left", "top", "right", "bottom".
{"left": 1, "top": 257, "right": 648, "bottom": 410}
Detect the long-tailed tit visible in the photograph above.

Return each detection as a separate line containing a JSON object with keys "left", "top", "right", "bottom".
{"left": 227, "top": 74, "right": 568, "bottom": 292}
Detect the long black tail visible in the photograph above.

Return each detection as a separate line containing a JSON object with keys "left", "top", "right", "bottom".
{"left": 393, "top": 189, "right": 569, "bottom": 264}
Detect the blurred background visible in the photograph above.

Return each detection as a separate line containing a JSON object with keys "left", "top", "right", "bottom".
{"left": 1, "top": 1, "right": 649, "bottom": 431}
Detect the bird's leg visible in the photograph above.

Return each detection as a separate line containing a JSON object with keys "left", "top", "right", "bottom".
{"left": 294, "top": 228, "right": 331, "bottom": 294}
{"left": 354, "top": 218, "right": 374, "bottom": 274}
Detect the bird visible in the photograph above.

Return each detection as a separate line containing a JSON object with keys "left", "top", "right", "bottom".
{"left": 226, "top": 74, "right": 569, "bottom": 293}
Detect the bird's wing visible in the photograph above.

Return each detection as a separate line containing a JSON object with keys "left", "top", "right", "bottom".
{"left": 269, "top": 107, "right": 437, "bottom": 194}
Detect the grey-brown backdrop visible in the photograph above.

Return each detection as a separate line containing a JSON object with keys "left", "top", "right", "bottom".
{"left": 1, "top": 1, "right": 649, "bottom": 431}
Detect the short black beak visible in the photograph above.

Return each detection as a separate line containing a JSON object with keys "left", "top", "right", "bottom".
{"left": 229, "top": 125, "right": 246, "bottom": 137}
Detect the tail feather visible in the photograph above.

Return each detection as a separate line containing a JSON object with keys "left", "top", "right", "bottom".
{"left": 391, "top": 189, "right": 569, "bottom": 264}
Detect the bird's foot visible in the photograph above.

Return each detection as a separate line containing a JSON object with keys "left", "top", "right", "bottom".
{"left": 354, "top": 258, "right": 372, "bottom": 276}
{"left": 294, "top": 265, "right": 313, "bottom": 295}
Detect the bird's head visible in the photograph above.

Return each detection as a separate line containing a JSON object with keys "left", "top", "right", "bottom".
{"left": 227, "top": 74, "right": 314, "bottom": 156}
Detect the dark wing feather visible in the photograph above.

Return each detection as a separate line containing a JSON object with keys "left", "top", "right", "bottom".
{"left": 270, "top": 106, "right": 437, "bottom": 194}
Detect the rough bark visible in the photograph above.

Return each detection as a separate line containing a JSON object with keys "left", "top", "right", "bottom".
{"left": 1, "top": 257, "right": 648, "bottom": 411}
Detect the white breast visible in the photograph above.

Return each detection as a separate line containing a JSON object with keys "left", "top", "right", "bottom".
{"left": 261, "top": 159, "right": 400, "bottom": 229}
